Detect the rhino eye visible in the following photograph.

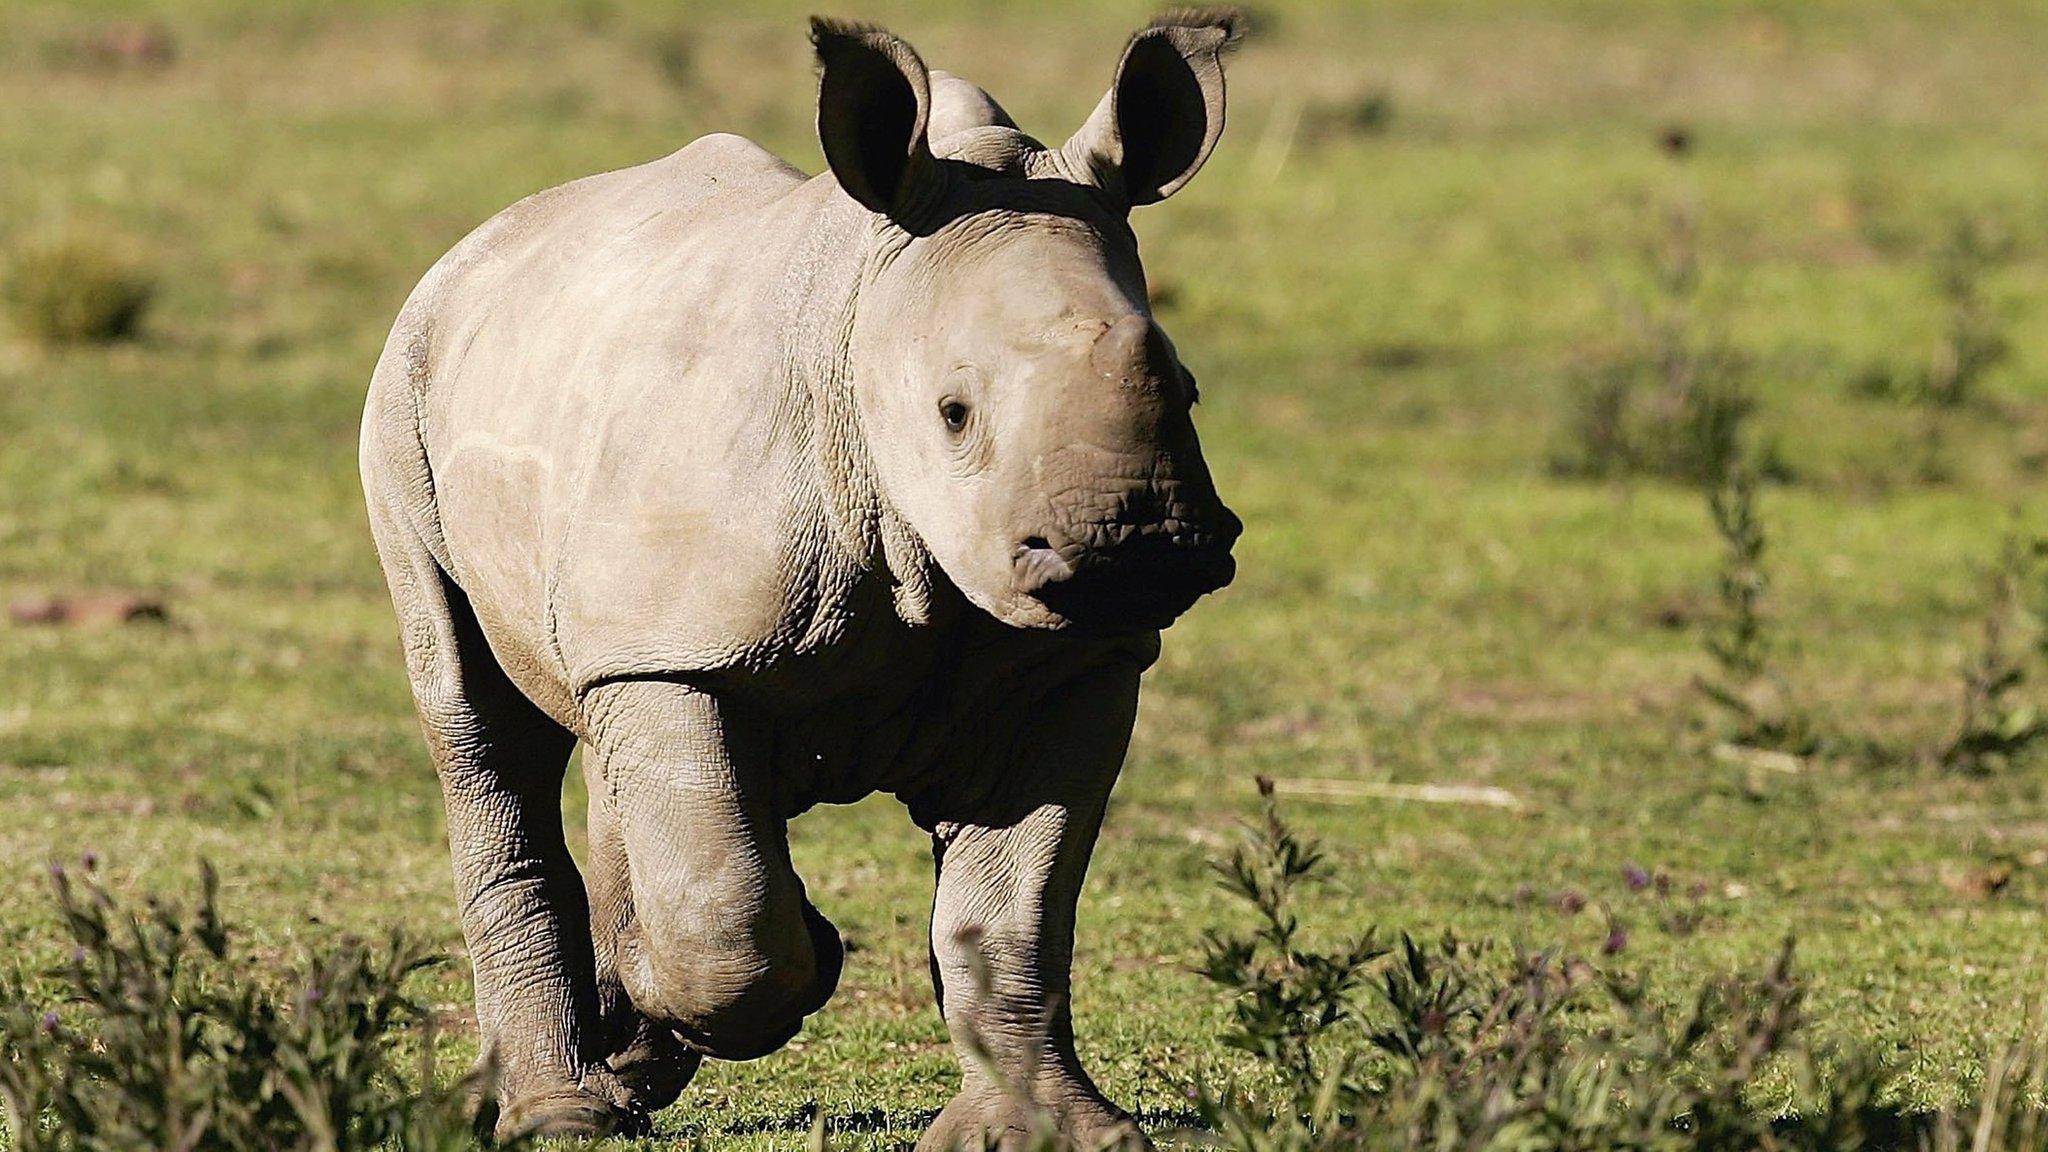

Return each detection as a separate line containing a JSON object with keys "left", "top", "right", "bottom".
{"left": 939, "top": 398, "right": 970, "bottom": 433}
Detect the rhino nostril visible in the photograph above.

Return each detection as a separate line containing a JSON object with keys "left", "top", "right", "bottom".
{"left": 1021, "top": 536, "right": 1052, "bottom": 552}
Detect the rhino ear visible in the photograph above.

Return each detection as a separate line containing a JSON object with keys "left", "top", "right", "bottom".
{"left": 811, "top": 17, "right": 940, "bottom": 219}
{"left": 1061, "top": 8, "right": 1245, "bottom": 208}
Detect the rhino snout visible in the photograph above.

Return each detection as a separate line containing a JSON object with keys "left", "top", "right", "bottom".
{"left": 1013, "top": 509, "right": 1240, "bottom": 631}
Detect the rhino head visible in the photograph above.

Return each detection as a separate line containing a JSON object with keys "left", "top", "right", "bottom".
{"left": 813, "top": 12, "right": 1246, "bottom": 633}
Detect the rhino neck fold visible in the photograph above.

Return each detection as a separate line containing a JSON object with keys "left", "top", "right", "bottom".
{"left": 775, "top": 185, "right": 938, "bottom": 629}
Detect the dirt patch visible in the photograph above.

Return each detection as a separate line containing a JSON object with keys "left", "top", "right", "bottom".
{"left": 9, "top": 592, "right": 167, "bottom": 627}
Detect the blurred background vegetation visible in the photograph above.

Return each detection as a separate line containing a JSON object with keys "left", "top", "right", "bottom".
{"left": 7, "top": 1, "right": 2048, "bottom": 1146}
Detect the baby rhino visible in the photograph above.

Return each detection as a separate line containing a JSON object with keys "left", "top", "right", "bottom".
{"left": 361, "top": 10, "right": 1243, "bottom": 1148}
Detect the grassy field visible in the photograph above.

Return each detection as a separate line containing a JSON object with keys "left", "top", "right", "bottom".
{"left": 7, "top": 0, "right": 2048, "bottom": 1145}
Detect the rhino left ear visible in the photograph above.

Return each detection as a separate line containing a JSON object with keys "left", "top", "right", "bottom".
{"left": 1061, "top": 8, "right": 1245, "bottom": 208}
{"left": 812, "top": 17, "right": 941, "bottom": 220}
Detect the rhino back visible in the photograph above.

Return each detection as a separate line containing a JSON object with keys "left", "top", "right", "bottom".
{"left": 404, "top": 133, "right": 869, "bottom": 708}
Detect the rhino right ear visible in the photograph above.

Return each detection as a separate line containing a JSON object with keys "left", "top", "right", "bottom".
{"left": 812, "top": 17, "right": 940, "bottom": 220}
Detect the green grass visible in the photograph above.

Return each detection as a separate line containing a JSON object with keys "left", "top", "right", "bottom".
{"left": 6, "top": 1, "right": 2048, "bottom": 1146}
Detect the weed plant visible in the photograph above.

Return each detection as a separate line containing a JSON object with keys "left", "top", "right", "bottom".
{"left": 0, "top": 861, "right": 507, "bottom": 1152}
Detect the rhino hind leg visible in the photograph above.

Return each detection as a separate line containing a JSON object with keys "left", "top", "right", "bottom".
{"left": 363, "top": 469, "right": 647, "bottom": 1137}
{"left": 915, "top": 662, "right": 1153, "bottom": 1152}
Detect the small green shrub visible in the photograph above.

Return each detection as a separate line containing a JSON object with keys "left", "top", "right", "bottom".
{"left": 1553, "top": 368, "right": 1636, "bottom": 479}
{"left": 0, "top": 859, "right": 510, "bottom": 1151}
{"left": 1196, "top": 776, "right": 1385, "bottom": 1111}
{"left": 1551, "top": 202, "right": 1775, "bottom": 488}
{"left": 1923, "top": 217, "right": 2013, "bottom": 408}
{"left": 1694, "top": 467, "right": 1818, "bottom": 755}
{"left": 1941, "top": 534, "right": 2047, "bottom": 774}
{"left": 1184, "top": 780, "right": 1874, "bottom": 1152}
{"left": 1306, "top": 87, "right": 1396, "bottom": 140}
{"left": 1, "top": 232, "right": 155, "bottom": 346}
{"left": 1553, "top": 356, "right": 1780, "bottom": 488}
{"left": 1848, "top": 216, "right": 2012, "bottom": 409}
{"left": 1181, "top": 781, "right": 2048, "bottom": 1152}
{"left": 647, "top": 27, "right": 696, "bottom": 92}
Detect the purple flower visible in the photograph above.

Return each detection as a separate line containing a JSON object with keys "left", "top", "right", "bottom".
{"left": 39, "top": 1010, "right": 59, "bottom": 1034}
{"left": 1623, "top": 863, "right": 1651, "bottom": 892}
{"left": 1555, "top": 889, "right": 1587, "bottom": 915}
{"left": 1603, "top": 926, "right": 1630, "bottom": 955}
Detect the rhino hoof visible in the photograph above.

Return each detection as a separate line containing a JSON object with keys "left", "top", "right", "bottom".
{"left": 914, "top": 1093, "right": 1150, "bottom": 1152}
{"left": 496, "top": 1089, "right": 646, "bottom": 1140}
{"left": 609, "top": 1023, "right": 703, "bottom": 1113}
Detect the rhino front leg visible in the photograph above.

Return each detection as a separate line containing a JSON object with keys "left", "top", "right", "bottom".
{"left": 582, "top": 754, "right": 703, "bottom": 1111}
{"left": 581, "top": 680, "right": 843, "bottom": 1062}
{"left": 916, "top": 662, "right": 1150, "bottom": 1152}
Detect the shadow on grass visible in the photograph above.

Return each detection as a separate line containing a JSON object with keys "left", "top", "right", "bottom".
{"left": 660, "top": 1103, "right": 1208, "bottom": 1140}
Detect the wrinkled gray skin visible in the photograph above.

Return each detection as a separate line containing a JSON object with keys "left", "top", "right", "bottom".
{"left": 360, "top": 11, "right": 1242, "bottom": 1148}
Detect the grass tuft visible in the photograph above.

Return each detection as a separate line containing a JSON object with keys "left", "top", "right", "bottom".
{"left": 1, "top": 231, "right": 155, "bottom": 347}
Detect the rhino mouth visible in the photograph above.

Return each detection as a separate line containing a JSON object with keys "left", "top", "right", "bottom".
{"left": 1013, "top": 532, "right": 1236, "bottom": 632}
